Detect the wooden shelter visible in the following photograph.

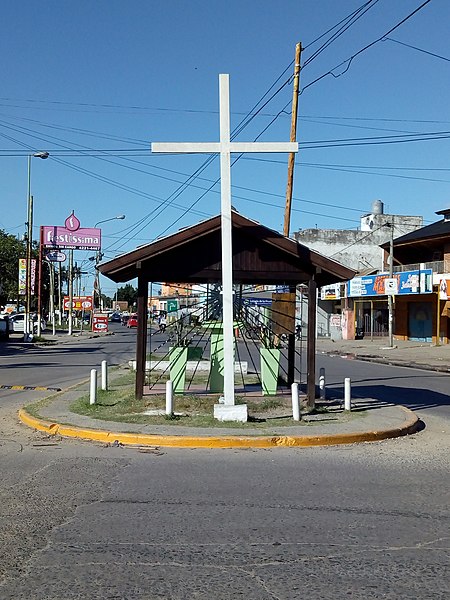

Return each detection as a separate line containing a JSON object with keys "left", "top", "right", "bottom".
{"left": 99, "top": 211, "right": 355, "bottom": 403}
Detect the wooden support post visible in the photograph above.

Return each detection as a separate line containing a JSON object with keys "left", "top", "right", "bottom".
{"left": 135, "top": 271, "right": 148, "bottom": 400}
{"left": 306, "top": 278, "right": 317, "bottom": 410}
{"left": 283, "top": 42, "right": 302, "bottom": 237}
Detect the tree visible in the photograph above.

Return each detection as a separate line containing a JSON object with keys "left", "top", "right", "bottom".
{"left": 0, "top": 230, "right": 27, "bottom": 305}
{"left": 117, "top": 284, "right": 137, "bottom": 306}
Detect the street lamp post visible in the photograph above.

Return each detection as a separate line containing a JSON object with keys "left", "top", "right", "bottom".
{"left": 388, "top": 220, "right": 395, "bottom": 348}
{"left": 24, "top": 151, "right": 49, "bottom": 341}
{"left": 93, "top": 215, "right": 125, "bottom": 311}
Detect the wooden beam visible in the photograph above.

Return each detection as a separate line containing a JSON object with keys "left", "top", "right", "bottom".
{"left": 135, "top": 273, "right": 148, "bottom": 400}
{"left": 306, "top": 278, "right": 317, "bottom": 410}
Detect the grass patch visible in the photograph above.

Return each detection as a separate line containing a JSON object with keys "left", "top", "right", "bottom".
{"left": 251, "top": 398, "right": 284, "bottom": 411}
{"left": 69, "top": 379, "right": 303, "bottom": 429}
{"left": 307, "top": 405, "right": 330, "bottom": 415}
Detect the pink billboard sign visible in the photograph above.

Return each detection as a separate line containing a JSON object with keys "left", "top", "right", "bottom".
{"left": 42, "top": 226, "right": 101, "bottom": 250}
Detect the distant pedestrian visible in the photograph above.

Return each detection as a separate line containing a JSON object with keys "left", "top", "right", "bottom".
{"left": 158, "top": 313, "right": 167, "bottom": 333}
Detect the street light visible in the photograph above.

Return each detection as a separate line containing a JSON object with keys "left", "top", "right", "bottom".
{"left": 94, "top": 215, "right": 125, "bottom": 228}
{"left": 93, "top": 215, "right": 125, "bottom": 311}
{"left": 25, "top": 151, "right": 49, "bottom": 341}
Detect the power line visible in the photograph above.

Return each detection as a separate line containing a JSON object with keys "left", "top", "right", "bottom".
{"left": 303, "top": 0, "right": 381, "bottom": 67}
{"left": 385, "top": 37, "right": 450, "bottom": 62}
{"left": 301, "top": 0, "right": 433, "bottom": 94}
{"left": 304, "top": 0, "right": 376, "bottom": 50}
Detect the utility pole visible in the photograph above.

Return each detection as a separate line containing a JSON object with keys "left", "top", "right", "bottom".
{"left": 283, "top": 43, "right": 302, "bottom": 386}
{"left": 283, "top": 42, "right": 302, "bottom": 237}
{"left": 24, "top": 193, "right": 33, "bottom": 340}
{"left": 388, "top": 220, "right": 394, "bottom": 348}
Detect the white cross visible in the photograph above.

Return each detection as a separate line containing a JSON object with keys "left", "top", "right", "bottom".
{"left": 152, "top": 74, "right": 298, "bottom": 406}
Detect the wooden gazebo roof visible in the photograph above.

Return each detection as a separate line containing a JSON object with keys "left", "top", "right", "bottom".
{"left": 99, "top": 211, "right": 355, "bottom": 286}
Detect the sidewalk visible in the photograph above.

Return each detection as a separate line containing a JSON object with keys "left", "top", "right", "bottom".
{"left": 18, "top": 331, "right": 450, "bottom": 449}
{"left": 315, "top": 337, "right": 450, "bottom": 373}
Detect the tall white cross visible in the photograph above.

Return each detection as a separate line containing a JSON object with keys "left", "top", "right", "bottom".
{"left": 152, "top": 74, "right": 298, "bottom": 406}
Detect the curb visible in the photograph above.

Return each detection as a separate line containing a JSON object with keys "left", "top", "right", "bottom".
{"left": 18, "top": 406, "right": 420, "bottom": 449}
{"left": 324, "top": 350, "right": 450, "bottom": 374}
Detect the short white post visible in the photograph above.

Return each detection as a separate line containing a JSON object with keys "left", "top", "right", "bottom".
{"left": 291, "top": 382, "right": 300, "bottom": 421}
{"left": 344, "top": 377, "right": 351, "bottom": 411}
{"left": 90, "top": 369, "right": 97, "bottom": 405}
{"left": 319, "top": 367, "right": 326, "bottom": 400}
{"left": 101, "top": 360, "right": 108, "bottom": 391}
{"left": 165, "top": 380, "right": 173, "bottom": 415}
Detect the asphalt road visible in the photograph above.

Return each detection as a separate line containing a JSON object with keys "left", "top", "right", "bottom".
{"left": 0, "top": 327, "right": 448, "bottom": 599}
{"left": 316, "top": 353, "right": 450, "bottom": 421}
{"left": 0, "top": 323, "right": 136, "bottom": 404}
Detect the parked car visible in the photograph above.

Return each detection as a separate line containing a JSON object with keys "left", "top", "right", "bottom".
{"left": 0, "top": 316, "right": 10, "bottom": 340}
{"left": 9, "top": 313, "right": 46, "bottom": 333}
{"left": 127, "top": 314, "right": 138, "bottom": 328}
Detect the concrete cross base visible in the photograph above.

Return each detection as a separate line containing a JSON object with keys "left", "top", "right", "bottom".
{"left": 214, "top": 403, "right": 248, "bottom": 423}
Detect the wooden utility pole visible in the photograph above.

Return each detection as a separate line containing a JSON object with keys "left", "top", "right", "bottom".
{"left": 282, "top": 43, "right": 302, "bottom": 387}
{"left": 283, "top": 42, "right": 302, "bottom": 237}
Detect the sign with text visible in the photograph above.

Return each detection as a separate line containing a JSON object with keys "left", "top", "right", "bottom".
{"left": 243, "top": 297, "right": 272, "bottom": 306}
{"left": 18, "top": 258, "right": 37, "bottom": 295}
{"left": 45, "top": 250, "right": 67, "bottom": 262}
{"left": 92, "top": 313, "right": 108, "bottom": 333}
{"left": 30, "top": 259, "right": 36, "bottom": 294}
{"left": 63, "top": 295, "right": 93, "bottom": 311}
{"left": 42, "top": 226, "right": 101, "bottom": 250}
{"left": 18, "top": 258, "right": 26, "bottom": 295}
{"left": 347, "top": 269, "right": 432, "bottom": 298}
{"left": 320, "top": 283, "right": 341, "bottom": 300}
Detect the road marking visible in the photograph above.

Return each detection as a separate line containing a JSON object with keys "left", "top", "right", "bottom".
{"left": 0, "top": 384, "right": 61, "bottom": 391}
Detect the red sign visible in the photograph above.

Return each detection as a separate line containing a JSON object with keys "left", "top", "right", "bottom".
{"left": 92, "top": 314, "right": 109, "bottom": 333}
{"left": 63, "top": 295, "right": 93, "bottom": 311}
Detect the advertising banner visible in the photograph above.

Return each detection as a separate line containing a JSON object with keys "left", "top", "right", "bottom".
{"left": 63, "top": 296, "right": 94, "bottom": 311}
{"left": 18, "top": 259, "right": 37, "bottom": 295}
{"left": 347, "top": 269, "right": 432, "bottom": 298}
{"left": 320, "top": 283, "right": 341, "bottom": 300}
{"left": 92, "top": 314, "right": 108, "bottom": 333}
{"left": 439, "top": 278, "right": 450, "bottom": 300}
{"left": 30, "top": 259, "right": 36, "bottom": 294}
{"left": 42, "top": 226, "right": 101, "bottom": 250}
{"left": 18, "top": 258, "right": 26, "bottom": 295}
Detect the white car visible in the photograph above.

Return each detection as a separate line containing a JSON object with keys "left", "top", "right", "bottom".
{"left": 9, "top": 314, "right": 46, "bottom": 333}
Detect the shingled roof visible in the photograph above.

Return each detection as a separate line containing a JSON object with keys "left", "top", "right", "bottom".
{"left": 99, "top": 211, "right": 355, "bottom": 287}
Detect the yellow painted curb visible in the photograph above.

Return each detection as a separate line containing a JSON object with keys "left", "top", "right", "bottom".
{"left": 18, "top": 406, "right": 420, "bottom": 449}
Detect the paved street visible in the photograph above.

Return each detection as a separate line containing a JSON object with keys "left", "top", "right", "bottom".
{"left": 0, "top": 330, "right": 449, "bottom": 599}
{"left": 0, "top": 423, "right": 448, "bottom": 599}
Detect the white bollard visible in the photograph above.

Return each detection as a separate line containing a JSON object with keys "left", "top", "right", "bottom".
{"left": 319, "top": 367, "right": 326, "bottom": 400}
{"left": 101, "top": 360, "right": 108, "bottom": 391}
{"left": 165, "top": 380, "right": 174, "bottom": 415}
{"left": 291, "top": 382, "right": 300, "bottom": 421}
{"left": 90, "top": 369, "right": 97, "bottom": 405}
{"left": 344, "top": 377, "right": 351, "bottom": 411}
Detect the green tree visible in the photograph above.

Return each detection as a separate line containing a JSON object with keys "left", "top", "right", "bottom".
{"left": 117, "top": 284, "right": 137, "bottom": 306}
{"left": 0, "top": 230, "right": 27, "bottom": 305}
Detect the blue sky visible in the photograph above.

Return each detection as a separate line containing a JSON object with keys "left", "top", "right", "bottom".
{"left": 0, "top": 0, "right": 448, "bottom": 296}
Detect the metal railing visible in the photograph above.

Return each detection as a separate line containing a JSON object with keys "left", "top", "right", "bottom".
{"left": 393, "top": 260, "right": 444, "bottom": 273}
